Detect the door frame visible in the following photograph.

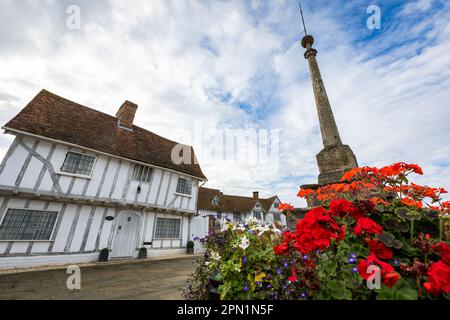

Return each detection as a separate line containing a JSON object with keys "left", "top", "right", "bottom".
{"left": 111, "top": 210, "right": 142, "bottom": 258}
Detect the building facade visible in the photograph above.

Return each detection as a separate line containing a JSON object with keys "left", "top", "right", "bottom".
{"left": 0, "top": 90, "right": 207, "bottom": 269}
{"left": 194, "top": 187, "right": 285, "bottom": 251}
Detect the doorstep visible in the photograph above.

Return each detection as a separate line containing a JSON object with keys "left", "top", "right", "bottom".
{"left": 0, "top": 253, "right": 202, "bottom": 275}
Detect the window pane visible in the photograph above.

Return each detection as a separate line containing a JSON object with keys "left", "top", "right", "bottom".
{"left": 253, "top": 211, "right": 262, "bottom": 220}
{"left": 176, "top": 178, "right": 192, "bottom": 195}
{"left": 154, "top": 218, "right": 181, "bottom": 239}
{"left": 132, "top": 164, "right": 153, "bottom": 183}
{"left": 61, "top": 152, "right": 95, "bottom": 176}
{"left": 61, "top": 152, "right": 81, "bottom": 174}
{"left": 0, "top": 209, "right": 58, "bottom": 241}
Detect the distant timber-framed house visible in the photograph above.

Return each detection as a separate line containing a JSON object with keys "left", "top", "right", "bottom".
{"left": 0, "top": 89, "right": 208, "bottom": 269}
{"left": 196, "top": 187, "right": 286, "bottom": 247}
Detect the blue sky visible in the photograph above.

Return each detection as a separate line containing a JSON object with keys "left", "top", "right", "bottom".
{"left": 0, "top": 0, "right": 449, "bottom": 206}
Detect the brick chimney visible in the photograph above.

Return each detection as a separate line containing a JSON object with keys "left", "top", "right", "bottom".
{"left": 116, "top": 100, "right": 138, "bottom": 130}
{"left": 253, "top": 191, "right": 259, "bottom": 199}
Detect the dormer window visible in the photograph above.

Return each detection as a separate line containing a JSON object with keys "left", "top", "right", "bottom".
{"left": 255, "top": 203, "right": 260, "bottom": 209}
{"left": 211, "top": 196, "right": 220, "bottom": 206}
{"left": 132, "top": 164, "right": 153, "bottom": 183}
{"left": 274, "top": 202, "right": 279, "bottom": 208}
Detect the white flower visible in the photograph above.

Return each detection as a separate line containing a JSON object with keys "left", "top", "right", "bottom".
{"left": 221, "top": 221, "right": 232, "bottom": 232}
{"left": 210, "top": 251, "right": 221, "bottom": 261}
{"left": 239, "top": 235, "right": 250, "bottom": 250}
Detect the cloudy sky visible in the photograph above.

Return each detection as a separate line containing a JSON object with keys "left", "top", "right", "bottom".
{"left": 0, "top": 0, "right": 449, "bottom": 206}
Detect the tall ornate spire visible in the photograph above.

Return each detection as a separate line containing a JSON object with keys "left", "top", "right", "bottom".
{"left": 299, "top": 5, "right": 358, "bottom": 185}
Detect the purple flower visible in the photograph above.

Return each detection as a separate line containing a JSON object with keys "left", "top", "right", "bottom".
{"left": 303, "top": 255, "right": 309, "bottom": 260}
{"left": 255, "top": 281, "right": 261, "bottom": 286}
{"left": 349, "top": 253, "right": 357, "bottom": 259}
{"left": 283, "top": 262, "right": 289, "bottom": 268}
{"left": 277, "top": 268, "right": 282, "bottom": 275}
{"left": 351, "top": 267, "right": 358, "bottom": 273}
{"left": 243, "top": 285, "right": 249, "bottom": 292}
{"left": 242, "top": 257, "right": 247, "bottom": 265}
{"left": 347, "top": 258, "right": 356, "bottom": 264}
{"left": 300, "top": 292, "right": 308, "bottom": 299}
{"left": 393, "top": 259, "right": 400, "bottom": 267}
{"left": 266, "top": 284, "right": 271, "bottom": 289}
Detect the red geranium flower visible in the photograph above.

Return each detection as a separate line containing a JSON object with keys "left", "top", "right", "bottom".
{"left": 367, "top": 238, "right": 394, "bottom": 260}
{"left": 329, "top": 198, "right": 353, "bottom": 215}
{"left": 354, "top": 218, "right": 383, "bottom": 236}
{"left": 401, "top": 197, "right": 423, "bottom": 209}
{"left": 278, "top": 203, "right": 294, "bottom": 211}
{"left": 297, "top": 189, "right": 316, "bottom": 198}
{"left": 383, "top": 272, "right": 401, "bottom": 289}
{"left": 288, "top": 267, "right": 297, "bottom": 282}
{"left": 369, "top": 197, "right": 390, "bottom": 207}
{"left": 433, "top": 242, "right": 450, "bottom": 265}
{"left": 273, "top": 243, "right": 289, "bottom": 256}
{"left": 358, "top": 254, "right": 399, "bottom": 287}
{"left": 294, "top": 207, "right": 343, "bottom": 255}
{"left": 423, "top": 260, "right": 450, "bottom": 296}
{"left": 273, "top": 231, "right": 296, "bottom": 256}
{"left": 340, "top": 167, "right": 362, "bottom": 182}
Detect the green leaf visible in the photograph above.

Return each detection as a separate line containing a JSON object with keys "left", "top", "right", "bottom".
{"left": 378, "top": 232, "right": 395, "bottom": 246}
{"left": 327, "top": 280, "right": 352, "bottom": 300}
{"left": 395, "top": 207, "right": 409, "bottom": 218}
{"left": 376, "top": 288, "right": 395, "bottom": 300}
{"left": 391, "top": 239, "right": 403, "bottom": 249}
{"left": 395, "top": 288, "right": 418, "bottom": 300}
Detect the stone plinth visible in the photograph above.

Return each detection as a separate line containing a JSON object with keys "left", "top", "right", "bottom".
{"left": 316, "top": 144, "right": 358, "bottom": 184}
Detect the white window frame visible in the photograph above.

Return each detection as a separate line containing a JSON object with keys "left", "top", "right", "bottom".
{"left": 58, "top": 150, "right": 97, "bottom": 178}
{"left": 0, "top": 208, "right": 60, "bottom": 242}
{"left": 175, "top": 177, "right": 193, "bottom": 197}
{"left": 131, "top": 164, "right": 153, "bottom": 183}
{"left": 252, "top": 210, "right": 262, "bottom": 220}
{"left": 211, "top": 196, "right": 220, "bottom": 206}
{"left": 153, "top": 217, "right": 182, "bottom": 240}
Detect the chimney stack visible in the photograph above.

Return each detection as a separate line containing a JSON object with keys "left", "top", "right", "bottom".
{"left": 253, "top": 191, "right": 259, "bottom": 199}
{"left": 116, "top": 100, "right": 138, "bottom": 130}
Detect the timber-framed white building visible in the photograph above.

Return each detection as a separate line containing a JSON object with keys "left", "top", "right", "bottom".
{"left": 196, "top": 187, "right": 286, "bottom": 251}
{"left": 0, "top": 89, "right": 208, "bottom": 269}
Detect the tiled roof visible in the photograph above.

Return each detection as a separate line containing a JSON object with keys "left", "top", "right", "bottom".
{"left": 3, "top": 89, "right": 207, "bottom": 180}
{"left": 198, "top": 187, "right": 278, "bottom": 213}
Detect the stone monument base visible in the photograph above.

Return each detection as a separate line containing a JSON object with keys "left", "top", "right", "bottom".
{"left": 316, "top": 144, "right": 358, "bottom": 185}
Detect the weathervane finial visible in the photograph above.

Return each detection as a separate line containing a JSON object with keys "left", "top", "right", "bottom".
{"left": 298, "top": 1, "right": 307, "bottom": 36}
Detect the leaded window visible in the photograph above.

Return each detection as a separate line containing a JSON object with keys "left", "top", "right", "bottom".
{"left": 132, "top": 164, "right": 153, "bottom": 183}
{"left": 154, "top": 218, "right": 181, "bottom": 239}
{"left": 253, "top": 211, "right": 262, "bottom": 220}
{"left": 176, "top": 178, "right": 192, "bottom": 195}
{"left": 60, "top": 151, "right": 96, "bottom": 176}
{"left": 0, "top": 209, "right": 58, "bottom": 241}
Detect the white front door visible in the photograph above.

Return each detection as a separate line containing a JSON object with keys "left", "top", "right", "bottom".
{"left": 111, "top": 212, "right": 140, "bottom": 258}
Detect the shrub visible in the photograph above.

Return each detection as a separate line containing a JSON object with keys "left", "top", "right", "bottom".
{"left": 183, "top": 162, "right": 450, "bottom": 300}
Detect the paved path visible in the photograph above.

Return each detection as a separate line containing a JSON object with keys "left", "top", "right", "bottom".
{"left": 0, "top": 256, "right": 198, "bottom": 300}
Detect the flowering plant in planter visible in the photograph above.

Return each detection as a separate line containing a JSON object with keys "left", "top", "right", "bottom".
{"left": 282, "top": 162, "right": 450, "bottom": 300}
{"left": 183, "top": 162, "right": 450, "bottom": 300}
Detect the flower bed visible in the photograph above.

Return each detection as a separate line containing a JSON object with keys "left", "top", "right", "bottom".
{"left": 183, "top": 163, "right": 450, "bottom": 300}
